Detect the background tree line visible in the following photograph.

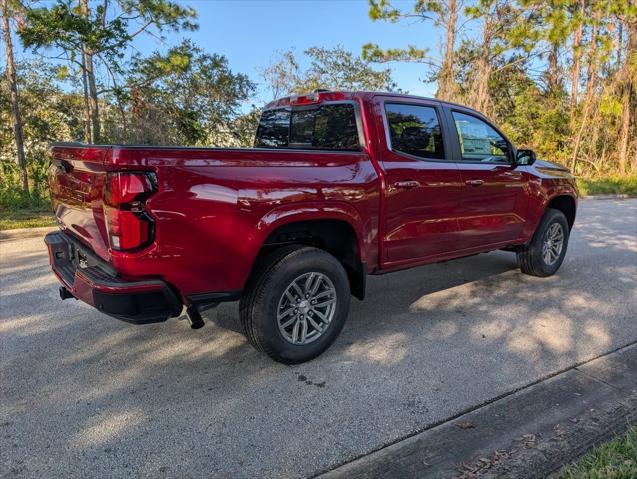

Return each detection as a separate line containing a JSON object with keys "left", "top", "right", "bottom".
{"left": 1, "top": 0, "right": 636, "bottom": 211}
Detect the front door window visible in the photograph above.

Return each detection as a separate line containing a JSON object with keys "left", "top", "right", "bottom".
{"left": 452, "top": 112, "right": 510, "bottom": 164}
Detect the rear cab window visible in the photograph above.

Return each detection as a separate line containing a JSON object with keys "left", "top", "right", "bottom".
{"left": 255, "top": 103, "right": 361, "bottom": 150}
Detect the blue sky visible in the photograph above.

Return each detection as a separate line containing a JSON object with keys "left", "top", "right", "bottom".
{"left": 6, "top": 0, "right": 445, "bottom": 106}
{"left": 134, "top": 0, "right": 441, "bottom": 103}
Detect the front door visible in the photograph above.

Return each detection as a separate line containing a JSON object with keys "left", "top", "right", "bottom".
{"left": 376, "top": 99, "right": 463, "bottom": 265}
{"left": 447, "top": 109, "right": 528, "bottom": 249}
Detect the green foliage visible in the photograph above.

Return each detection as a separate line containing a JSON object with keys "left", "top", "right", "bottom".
{"left": 365, "top": 0, "right": 450, "bottom": 72}
{"left": 598, "top": 94, "right": 623, "bottom": 118}
{"left": 228, "top": 108, "right": 261, "bottom": 147}
{"left": 365, "top": 0, "right": 637, "bottom": 175}
{"left": 496, "top": 83, "right": 572, "bottom": 165}
{"left": 0, "top": 207, "right": 55, "bottom": 230}
{"left": 261, "top": 45, "right": 397, "bottom": 97}
{"left": 368, "top": 0, "right": 401, "bottom": 22}
{"left": 20, "top": 2, "right": 127, "bottom": 56}
{"left": 362, "top": 43, "right": 428, "bottom": 63}
{"left": 369, "top": 0, "right": 442, "bottom": 23}
{"left": 115, "top": 40, "right": 255, "bottom": 145}
{"left": 1, "top": 60, "right": 84, "bottom": 205}
{"left": 576, "top": 176, "right": 637, "bottom": 197}
{"left": 17, "top": 0, "right": 199, "bottom": 143}
{"left": 20, "top": 0, "right": 198, "bottom": 62}
{"left": 304, "top": 46, "right": 397, "bottom": 92}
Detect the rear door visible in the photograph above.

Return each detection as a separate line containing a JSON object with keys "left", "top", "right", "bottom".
{"left": 443, "top": 108, "right": 528, "bottom": 249}
{"left": 375, "top": 96, "right": 462, "bottom": 265}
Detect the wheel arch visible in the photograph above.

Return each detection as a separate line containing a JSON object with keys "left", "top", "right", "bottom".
{"left": 546, "top": 194, "right": 577, "bottom": 230}
{"left": 252, "top": 208, "right": 367, "bottom": 300}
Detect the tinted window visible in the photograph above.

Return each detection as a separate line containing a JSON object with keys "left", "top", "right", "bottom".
{"left": 255, "top": 109, "right": 290, "bottom": 148}
{"left": 310, "top": 104, "right": 359, "bottom": 149}
{"left": 452, "top": 112, "right": 510, "bottom": 163}
{"left": 385, "top": 104, "right": 445, "bottom": 160}
{"left": 255, "top": 104, "right": 359, "bottom": 150}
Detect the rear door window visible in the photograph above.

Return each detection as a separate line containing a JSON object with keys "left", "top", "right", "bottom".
{"left": 385, "top": 103, "right": 445, "bottom": 160}
{"left": 255, "top": 103, "right": 360, "bottom": 150}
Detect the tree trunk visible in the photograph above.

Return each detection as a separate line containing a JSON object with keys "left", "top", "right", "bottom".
{"left": 1, "top": 0, "right": 29, "bottom": 194}
{"left": 437, "top": 0, "right": 458, "bottom": 101}
{"left": 80, "top": 0, "right": 100, "bottom": 143}
{"left": 547, "top": 42, "right": 560, "bottom": 93}
{"left": 474, "top": 59, "right": 491, "bottom": 114}
{"left": 618, "top": 87, "right": 631, "bottom": 174}
{"left": 617, "top": 20, "right": 636, "bottom": 174}
{"left": 472, "top": 7, "right": 495, "bottom": 114}
{"left": 571, "top": 10, "right": 601, "bottom": 172}
{"left": 570, "top": 0, "right": 585, "bottom": 109}
{"left": 85, "top": 52, "right": 100, "bottom": 143}
{"left": 80, "top": 48, "right": 92, "bottom": 143}
{"left": 617, "top": 21, "right": 623, "bottom": 67}
{"left": 588, "top": 103, "right": 602, "bottom": 170}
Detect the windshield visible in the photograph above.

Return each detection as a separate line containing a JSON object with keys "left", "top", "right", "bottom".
{"left": 254, "top": 103, "right": 360, "bottom": 150}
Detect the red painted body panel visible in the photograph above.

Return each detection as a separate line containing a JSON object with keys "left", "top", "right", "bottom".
{"left": 47, "top": 91, "right": 577, "bottom": 310}
{"left": 454, "top": 163, "right": 529, "bottom": 249}
{"left": 50, "top": 144, "right": 381, "bottom": 300}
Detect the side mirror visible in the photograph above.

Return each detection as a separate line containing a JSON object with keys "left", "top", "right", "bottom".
{"left": 516, "top": 149, "right": 537, "bottom": 166}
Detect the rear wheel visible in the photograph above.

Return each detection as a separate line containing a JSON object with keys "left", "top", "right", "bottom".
{"left": 517, "top": 208, "right": 570, "bottom": 277}
{"left": 240, "top": 245, "right": 350, "bottom": 364}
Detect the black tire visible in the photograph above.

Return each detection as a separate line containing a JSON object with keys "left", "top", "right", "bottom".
{"left": 239, "top": 245, "right": 351, "bottom": 364}
{"left": 517, "top": 208, "right": 570, "bottom": 277}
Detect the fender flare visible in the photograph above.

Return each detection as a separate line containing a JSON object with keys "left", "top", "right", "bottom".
{"left": 243, "top": 202, "right": 369, "bottom": 299}
{"left": 252, "top": 201, "right": 366, "bottom": 260}
{"left": 524, "top": 187, "right": 578, "bottom": 241}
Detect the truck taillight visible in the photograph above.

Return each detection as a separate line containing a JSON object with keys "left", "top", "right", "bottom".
{"left": 104, "top": 172, "right": 156, "bottom": 251}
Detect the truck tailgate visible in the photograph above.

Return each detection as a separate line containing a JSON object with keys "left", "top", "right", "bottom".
{"left": 49, "top": 145, "right": 112, "bottom": 261}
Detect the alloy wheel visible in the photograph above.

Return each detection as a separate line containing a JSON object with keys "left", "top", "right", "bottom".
{"left": 542, "top": 222, "right": 564, "bottom": 265}
{"left": 276, "top": 272, "right": 337, "bottom": 345}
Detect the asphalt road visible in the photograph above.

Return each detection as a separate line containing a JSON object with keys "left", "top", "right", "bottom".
{"left": 1, "top": 199, "right": 636, "bottom": 479}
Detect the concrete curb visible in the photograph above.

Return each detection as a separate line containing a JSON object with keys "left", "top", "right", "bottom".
{"left": 581, "top": 194, "right": 636, "bottom": 200}
{"left": 0, "top": 225, "right": 56, "bottom": 242}
{"left": 317, "top": 342, "right": 637, "bottom": 479}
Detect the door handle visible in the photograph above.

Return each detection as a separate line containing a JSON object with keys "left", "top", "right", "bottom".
{"left": 394, "top": 180, "right": 421, "bottom": 189}
{"left": 465, "top": 179, "right": 484, "bottom": 187}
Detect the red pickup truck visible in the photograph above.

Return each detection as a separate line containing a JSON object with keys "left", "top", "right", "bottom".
{"left": 45, "top": 91, "right": 577, "bottom": 363}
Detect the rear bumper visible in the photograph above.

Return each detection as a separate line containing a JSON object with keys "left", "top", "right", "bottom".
{"left": 44, "top": 231, "right": 182, "bottom": 324}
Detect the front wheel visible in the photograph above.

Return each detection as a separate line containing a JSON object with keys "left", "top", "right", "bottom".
{"left": 517, "top": 208, "right": 570, "bottom": 277}
{"left": 240, "top": 246, "right": 351, "bottom": 364}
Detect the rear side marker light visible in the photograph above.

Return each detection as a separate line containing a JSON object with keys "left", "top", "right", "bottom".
{"left": 104, "top": 172, "right": 156, "bottom": 251}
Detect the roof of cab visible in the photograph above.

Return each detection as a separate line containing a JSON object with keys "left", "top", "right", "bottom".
{"left": 263, "top": 90, "right": 483, "bottom": 116}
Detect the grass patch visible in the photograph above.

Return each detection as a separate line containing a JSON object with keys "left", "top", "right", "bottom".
{"left": 0, "top": 207, "right": 56, "bottom": 230}
{"left": 577, "top": 175, "right": 637, "bottom": 196}
{"left": 556, "top": 425, "right": 637, "bottom": 479}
